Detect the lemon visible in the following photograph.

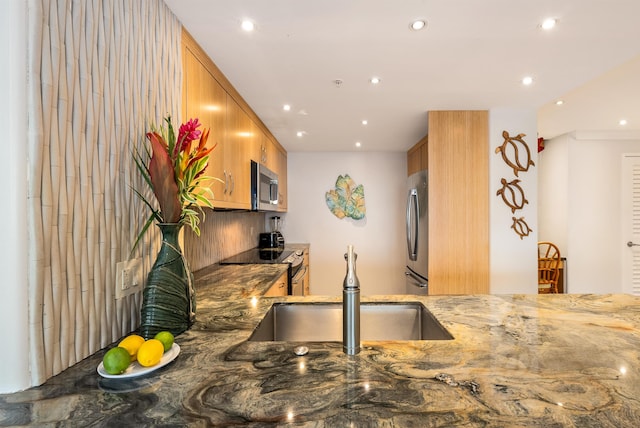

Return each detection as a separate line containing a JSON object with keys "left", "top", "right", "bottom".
{"left": 154, "top": 331, "right": 174, "bottom": 352}
{"left": 103, "top": 347, "right": 131, "bottom": 375}
{"left": 137, "top": 339, "right": 164, "bottom": 367}
{"left": 118, "top": 334, "right": 145, "bottom": 362}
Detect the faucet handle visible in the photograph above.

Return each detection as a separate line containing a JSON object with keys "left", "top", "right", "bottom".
{"left": 343, "top": 245, "right": 359, "bottom": 289}
{"left": 344, "top": 244, "right": 357, "bottom": 262}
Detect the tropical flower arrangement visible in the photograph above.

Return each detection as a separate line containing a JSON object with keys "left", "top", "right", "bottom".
{"left": 133, "top": 116, "right": 217, "bottom": 248}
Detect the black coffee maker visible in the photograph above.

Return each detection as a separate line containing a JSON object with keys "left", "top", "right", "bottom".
{"left": 271, "top": 216, "right": 284, "bottom": 247}
{"left": 258, "top": 216, "right": 284, "bottom": 250}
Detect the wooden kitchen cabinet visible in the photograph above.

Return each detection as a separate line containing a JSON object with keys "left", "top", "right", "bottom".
{"left": 273, "top": 142, "right": 288, "bottom": 212}
{"left": 183, "top": 46, "right": 227, "bottom": 205}
{"left": 264, "top": 271, "right": 288, "bottom": 297}
{"left": 182, "top": 28, "right": 288, "bottom": 211}
{"left": 407, "top": 134, "right": 428, "bottom": 176}
{"left": 223, "top": 96, "right": 253, "bottom": 208}
{"left": 423, "top": 111, "right": 489, "bottom": 295}
{"left": 251, "top": 126, "right": 275, "bottom": 170}
{"left": 183, "top": 48, "right": 251, "bottom": 209}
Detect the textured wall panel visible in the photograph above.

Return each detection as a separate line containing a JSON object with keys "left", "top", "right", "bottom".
{"left": 27, "top": 0, "right": 181, "bottom": 385}
{"left": 185, "top": 210, "right": 267, "bottom": 272}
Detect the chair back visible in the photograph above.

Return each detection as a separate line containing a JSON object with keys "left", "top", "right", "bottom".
{"left": 538, "top": 241, "right": 561, "bottom": 293}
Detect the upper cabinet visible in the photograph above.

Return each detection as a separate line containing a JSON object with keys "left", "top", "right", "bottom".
{"left": 183, "top": 46, "right": 227, "bottom": 205}
{"left": 252, "top": 127, "right": 274, "bottom": 171}
{"left": 181, "top": 28, "right": 287, "bottom": 211}
{"left": 407, "top": 134, "right": 428, "bottom": 176}
{"left": 224, "top": 96, "right": 254, "bottom": 208}
{"left": 273, "top": 141, "right": 288, "bottom": 212}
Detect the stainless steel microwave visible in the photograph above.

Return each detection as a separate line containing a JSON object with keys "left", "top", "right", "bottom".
{"left": 251, "top": 160, "right": 279, "bottom": 211}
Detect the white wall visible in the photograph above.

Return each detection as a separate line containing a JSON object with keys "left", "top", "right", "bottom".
{"left": 0, "top": 0, "right": 29, "bottom": 393}
{"left": 538, "top": 131, "right": 640, "bottom": 293}
{"left": 489, "top": 109, "right": 539, "bottom": 293}
{"left": 283, "top": 152, "right": 407, "bottom": 296}
{"left": 538, "top": 134, "right": 570, "bottom": 251}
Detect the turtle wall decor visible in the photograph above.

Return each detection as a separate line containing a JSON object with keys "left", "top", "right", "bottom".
{"left": 495, "top": 130, "right": 535, "bottom": 239}
{"left": 496, "top": 178, "right": 528, "bottom": 214}
{"left": 511, "top": 217, "right": 533, "bottom": 240}
{"left": 495, "top": 131, "right": 535, "bottom": 177}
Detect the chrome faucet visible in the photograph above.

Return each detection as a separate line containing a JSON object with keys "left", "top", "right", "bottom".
{"left": 343, "top": 245, "right": 360, "bottom": 355}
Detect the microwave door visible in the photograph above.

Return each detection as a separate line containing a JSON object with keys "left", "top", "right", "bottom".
{"left": 252, "top": 160, "right": 279, "bottom": 211}
{"left": 269, "top": 179, "right": 279, "bottom": 205}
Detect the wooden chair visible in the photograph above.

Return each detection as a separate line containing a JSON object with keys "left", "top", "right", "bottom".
{"left": 538, "top": 242, "right": 561, "bottom": 294}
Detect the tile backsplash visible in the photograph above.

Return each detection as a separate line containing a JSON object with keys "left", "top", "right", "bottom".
{"left": 185, "top": 210, "right": 266, "bottom": 271}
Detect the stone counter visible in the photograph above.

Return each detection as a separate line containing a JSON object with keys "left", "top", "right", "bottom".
{"left": 2, "top": 265, "right": 640, "bottom": 426}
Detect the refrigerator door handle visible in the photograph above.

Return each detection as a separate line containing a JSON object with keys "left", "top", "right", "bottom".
{"left": 406, "top": 188, "right": 419, "bottom": 261}
{"left": 405, "top": 270, "right": 428, "bottom": 289}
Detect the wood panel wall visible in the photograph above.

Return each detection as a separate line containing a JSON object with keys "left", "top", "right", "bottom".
{"left": 427, "top": 111, "right": 490, "bottom": 294}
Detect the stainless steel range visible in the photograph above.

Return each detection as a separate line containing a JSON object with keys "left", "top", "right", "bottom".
{"left": 219, "top": 247, "right": 304, "bottom": 295}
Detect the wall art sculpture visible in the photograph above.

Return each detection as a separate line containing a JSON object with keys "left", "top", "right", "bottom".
{"left": 496, "top": 178, "right": 529, "bottom": 214}
{"left": 495, "top": 130, "right": 535, "bottom": 177}
{"left": 495, "top": 130, "right": 535, "bottom": 239}
{"left": 325, "top": 174, "right": 366, "bottom": 220}
{"left": 511, "top": 216, "right": 533, "bottom": 240}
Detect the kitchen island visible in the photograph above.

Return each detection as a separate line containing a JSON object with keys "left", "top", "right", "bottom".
{"left": 2, "top": 264, "right": 640, "bottom": 427}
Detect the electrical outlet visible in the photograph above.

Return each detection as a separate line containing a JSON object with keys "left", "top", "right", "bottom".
{"left": 115, "top": 258, "right": 143, "bottom": 299}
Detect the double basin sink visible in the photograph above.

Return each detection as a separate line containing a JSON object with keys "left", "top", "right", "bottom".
{"left": 248, "top": 301, "right": 453, "bottom": 342}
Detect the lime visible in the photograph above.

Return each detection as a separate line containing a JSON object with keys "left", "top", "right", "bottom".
{"left": 118, "top": 334, "right": 145, "bottom": 362}
{"left": 154, "top": 331, "right": 174, "bottom": 352}
{"left": 137, "top": 339, "right": 164, "bottom": 367}
{"left": 103, "top": 347, "right": 131, "bottom": 375}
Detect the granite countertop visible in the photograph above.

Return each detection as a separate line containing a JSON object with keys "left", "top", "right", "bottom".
{"left": 2, "top": 264, "right": 640, "bottom": 427}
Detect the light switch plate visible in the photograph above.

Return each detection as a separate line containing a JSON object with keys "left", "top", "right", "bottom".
{"left": 115, "top": 258, "right": 143, "bottom": 299}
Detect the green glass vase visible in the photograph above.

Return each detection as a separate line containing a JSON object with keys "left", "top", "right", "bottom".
{"left": 140, "top": 223, "right": 195, "bottom": 339}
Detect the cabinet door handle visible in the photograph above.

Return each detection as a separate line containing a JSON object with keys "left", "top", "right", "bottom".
{"left": 223, "top": 170, "right": 228, "bottom": 194}
{"left": 230, "top": 174, "right": 235, "bottom": 194}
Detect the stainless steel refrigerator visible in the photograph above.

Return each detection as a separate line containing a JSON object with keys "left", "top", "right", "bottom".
{"left": 405, "top": 170, "right": 428, "bottom": 294}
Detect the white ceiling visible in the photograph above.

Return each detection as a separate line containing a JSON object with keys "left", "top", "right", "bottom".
{"left": 164, "top": 0, "right": 640, "bottom": 152}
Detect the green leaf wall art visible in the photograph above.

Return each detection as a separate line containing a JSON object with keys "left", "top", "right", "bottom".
{"left": 325, "top": 174, "right": 366, "bottom": 220}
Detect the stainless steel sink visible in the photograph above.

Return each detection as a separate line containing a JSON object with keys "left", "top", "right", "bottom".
{"left": 248, "top": 302, "right": 453, "bottom": 342}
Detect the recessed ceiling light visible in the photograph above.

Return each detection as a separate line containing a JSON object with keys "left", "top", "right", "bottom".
{"left": 241, "top": 20, "right": 255, "bottom": 32}
{"left": 296, "top": 131, "right": 304, "bottom": 137}
{"left": 361, "top": 120, "right": 368, "bottom": 125}
{"left": 355, "top": 142, "right": 362, "bottom": 148}
{"left": 370, "top": 77, "right": 381, "bottom": 84}
{"left": 541, "top": 18, "right": 557, "bottom": 30}
{"left": 522, "top": 76, "right": 534, "bottom": 86}
{"left": 283, "top": 104, "right": 291, "bottom": 111}
{"left": 409, "top": 20, "right": 426, "bottom": 31}
{"left": 555, "top": 100, "right": 564, "bottom": 106}
{"left": 620, "top": 119, "right": 628, "bottom": 126}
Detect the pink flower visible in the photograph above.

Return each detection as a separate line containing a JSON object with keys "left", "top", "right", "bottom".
{"left": 177, "top": 118, "right": 202, "bottom": 152}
